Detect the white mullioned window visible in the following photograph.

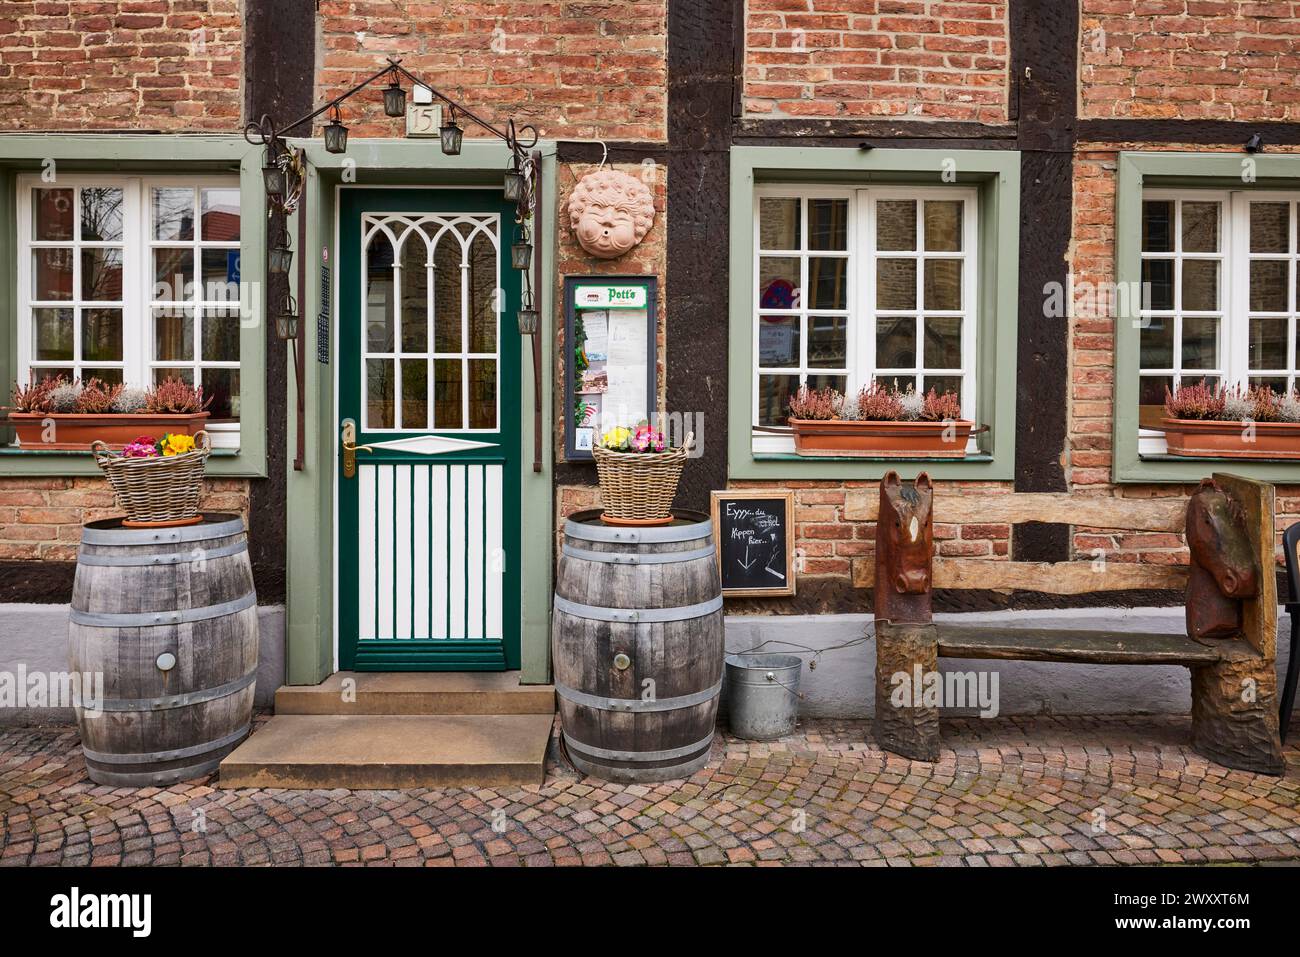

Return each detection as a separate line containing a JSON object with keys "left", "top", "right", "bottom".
{"left": 1139, "top": 189, "right": 1300, "bottom": 452}
{"left": 752, "top": 184, "right": 978, "bottom": 453}
{"left": 16, "top": 174, "right": 242, "bottom": 444}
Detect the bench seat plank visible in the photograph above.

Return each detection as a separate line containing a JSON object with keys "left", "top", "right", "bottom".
{"left": 935, "top": 624, "right": 1224, "bottom": 665}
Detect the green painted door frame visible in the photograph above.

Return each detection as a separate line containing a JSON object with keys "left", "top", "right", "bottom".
{"left": 282, "top": 141, "right": 556, "bottom": 685}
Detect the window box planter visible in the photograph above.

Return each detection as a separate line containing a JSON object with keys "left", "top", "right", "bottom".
{"left": 789, "top": 418, "right": 974, "bottom": 458}
{"left": 8, "top": 412, "right": 211, "bottom": 451}
{"left": 1160, "top": 418, "right": 1300, "bottom": 460}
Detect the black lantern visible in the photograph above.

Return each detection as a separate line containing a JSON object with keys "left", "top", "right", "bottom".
{"left": 439, "top": 110, "right": 464, "bottom": 156}
{"left": 323, "top": 105, "right": 349, "bottom": 154}
{"left": 503, "top": 162, "right": 525, "bottom": 203}
{"left": 263, "top": 156, "right": 286, "bottom": 199}
{"left": 511, "top": 238, "right": 532, "bottom": 271}
{"left": 516, "top": 306, "right": 539, "bottom": 335}
{"left": 383, "top": 77, "right": 406, "bottom": 117}
{"left": 268, "top": 238, "right": 293, "bottom": 275}
{"left": 275, "top": 295, "right": 300, "bottom": 341}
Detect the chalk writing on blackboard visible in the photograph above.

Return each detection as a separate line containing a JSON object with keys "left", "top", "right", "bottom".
{"left": 711, "top": 492, "right": 795, "bottom": 597}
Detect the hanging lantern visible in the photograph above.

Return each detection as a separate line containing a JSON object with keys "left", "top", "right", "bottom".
{"left": 439, "top": 111, "right": 464, "bottom": 156}
{"left": 275, "top": 295, "right": 300, "bottom": 341}
{"left": 511, "top": 239, "right": 533, "bottom": 271}
{"left": 263, "top": 156, "right": 286, "bottom": 199}
{"left": 268, "top": 239, "right": 293, "bottom": 275}
{"left": 503, "top": 161, "right": 525, "bottom": 203}
{"left": 516, "top": 307, "right": 539, "bottom": 336}
{"left": 323, "top": 105, "right": 349, "bottom": 154}
{"left": 383, "top": 76, "right": 406, "bottom": 117}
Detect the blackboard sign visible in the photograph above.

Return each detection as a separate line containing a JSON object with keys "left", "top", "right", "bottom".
{"left": 710, "top": 491, "right": 795, "bottom": 597}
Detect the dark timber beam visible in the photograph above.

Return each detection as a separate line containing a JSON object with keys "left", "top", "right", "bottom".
{"left": 1008, "top": 0, "right": 1076, "bottom": 563}
{"left": 244, "top": 0, "right": 317, "bottom": 601}
{"left": 1079, "top": 119, "right": 1300, "bottom": 146}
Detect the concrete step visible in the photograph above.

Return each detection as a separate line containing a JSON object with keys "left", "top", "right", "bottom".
{"left": 218, "top": 714, "right": 553, "bottom": 789}
{"left": 274, "top": 671, "right": 555, "bottom": 716}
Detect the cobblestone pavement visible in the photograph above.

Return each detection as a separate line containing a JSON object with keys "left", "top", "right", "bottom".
{"left": 2, "top": 715, "right": 1299, "bottom": 866}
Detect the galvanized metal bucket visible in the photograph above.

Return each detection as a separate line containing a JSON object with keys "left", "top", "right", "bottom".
{"left": 724, "top": 653, "right": 802, "bottom": 741}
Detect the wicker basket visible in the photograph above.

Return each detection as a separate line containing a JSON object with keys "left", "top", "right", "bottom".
{"left": 592, "top": 432, "right": 693, "bottom": 524}
{"left": 91, "top": 431, "right": 211, "bottom": 526}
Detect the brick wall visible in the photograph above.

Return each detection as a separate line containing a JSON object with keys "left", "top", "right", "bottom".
{"left": 0, "top": 478, "right": 250, "bottom": 561}
{"left": 0, "top": 0, "right": 243, "bottom": 132}
{"left": 744, "top": 0, "right": 1009, "bottom": 122}
{"left": 1080, "top": 0, "right": 1300, "bottom": 121}
{"left": 317, "top": 1, "right": 667, "bottom": 141}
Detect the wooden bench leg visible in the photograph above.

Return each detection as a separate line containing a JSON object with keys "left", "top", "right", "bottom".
{"left": 1190, "top": 656, "right": 1286, "bottom": 775}
{"left": 874, "top": 621, "right": 941, "bottom": 761}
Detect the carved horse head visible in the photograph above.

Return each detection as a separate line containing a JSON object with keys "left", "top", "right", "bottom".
{"left": 875, "top": 471, "right": 934, "bottom": 624}
{"left": 1185, "top": 478, "right": 1260, "bottom": 641}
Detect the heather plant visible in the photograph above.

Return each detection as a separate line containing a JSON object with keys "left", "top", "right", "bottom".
{"left": 787, "top": 385, "right": 840, "bottom": 420}
{"left": 144, "top": 377, "right": 209, "bottom": 414}
{"left": 921, "top": 388, "right": 964, "bottom": 422}
{"left": 47, "top": 381, "right": 83, "bottom": 413}
{"left": 789, "top": 381, "right": 964, "bottom": 423}
{"left": 9, "top": 376, "right": 61, "bottom": 413}
{"left": 1165, "top": 381, "right": 1298, "bottom": 422}
{"left": 1164, "top": 380, "right": 1225, "bottom": 420}
{"left": 856, "top": 383, "right": 905, "bottom": 421}
{"left": 73, "top": 378, "right": 123, "bottom": 414}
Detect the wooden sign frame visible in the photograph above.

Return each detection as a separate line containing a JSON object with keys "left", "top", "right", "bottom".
{"left": 710, "top": 490, "right": 796, "bottom": 597}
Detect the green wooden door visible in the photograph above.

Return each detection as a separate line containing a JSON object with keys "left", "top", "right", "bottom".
{"left": 338, "top": 189, "right": 521, "bottom": 671}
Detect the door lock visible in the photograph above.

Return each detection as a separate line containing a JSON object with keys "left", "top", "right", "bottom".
{"left": 341, "top": 418, "right": 373, "bottom": 479}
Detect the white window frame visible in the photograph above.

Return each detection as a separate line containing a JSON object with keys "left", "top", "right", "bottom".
{"left": 16, "top": 173, "right": 242, "bottom": 447}
{"left": 1138, "top": 188, "right": 1300, "bottom": 456}
{"left": 751, "top": 184, "right": 979, "bottom": 455}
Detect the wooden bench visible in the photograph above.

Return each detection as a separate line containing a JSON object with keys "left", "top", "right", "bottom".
{"left": 866, "top": 471, "right": 1286, "bottom": 775}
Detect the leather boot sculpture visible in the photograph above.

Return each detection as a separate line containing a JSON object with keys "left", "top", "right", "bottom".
{"left": 872, "top": 471, "right": 939, "bottom": 760}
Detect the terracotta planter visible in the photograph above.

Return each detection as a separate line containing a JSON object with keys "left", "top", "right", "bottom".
{"left": 7, "top": 412, "right": 210, "bottom": 451}
{"left": 789, "top": 418, "right": 974, "bottom": 458}
{"left": 1161, "top": 417, "right": 1300, "bottom": 459}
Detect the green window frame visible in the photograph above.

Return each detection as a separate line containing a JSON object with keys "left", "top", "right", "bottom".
{"left": 1114, "top": 151, "right": 1300, "bottom": 483}
{"left": 0, "top": 134, "right": 268, "bottom": 478}
{"left": 728, "top": 145, "right": 1021, "bottom": 481}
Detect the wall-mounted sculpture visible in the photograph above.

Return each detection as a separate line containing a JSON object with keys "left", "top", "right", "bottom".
{"left": 567, "top": 168, "right": 655, "bottom": 259}
{"left": 1185, "top": 478, "right": 1260, "bottom": 642}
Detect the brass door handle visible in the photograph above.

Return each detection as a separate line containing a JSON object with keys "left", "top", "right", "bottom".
{"left": 341, "top": 419, "right": 373, "bottom": 479}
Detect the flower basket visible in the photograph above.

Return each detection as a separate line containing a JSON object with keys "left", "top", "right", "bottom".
{"left": 789, "top": 418, "right": 974, "bottom": 458}
{"left": 1161, "top": 418, "right": 1300, "bottom": 459}
{"left": 91, "top": 430, "right": 212, "bottom": 527}
{"left": 593, "top": 432, "right": 693, "bottom": 525}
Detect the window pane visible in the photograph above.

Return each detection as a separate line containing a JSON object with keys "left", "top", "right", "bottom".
{"left": 153, "top": 187, "right": 194, "bottom": 241}
{"left": 807, "top": 316, "right": 846, "bottom": 367}
{"left": 33, "top": 308, "right": 73, "bottom": 361}
{"left": 200, "top": 188, "right": 240, "bottom": 242}
{"left": 201, "top": 367, "right": 239, "bottom": 421}
{"left": 808, "top": 257, "right": 846, "bottom": 310}
{"left": 1181, "top": 316, "right": 1217, "bottom": 370}
{"left": 400, "top": 238, "right": 428, "bottom": 353}
{"left": 1180, "top": 259, "right": 1218, "bottom": 311}
{"left": 81, "top": 187, "right": 124, "bottom": 243}
{"left": 467, "top": 232, "right": 497, "bottom": 354}
{"left": 83, "top": 367, "right": 123, "bottom": 386}
{"left": 758, "top": 257, "right": 800, "bottom": 309}
{"left": 1141, "top": 259, "right": 1173, "bottom": 310}
{"left": 923, "top": 375, "right": 961, "bottom": 402}
{"left": 434, "top": 357, "right": 462, "bottom": 428}
{"left": 877, "top": 373, "right": 916, "bottom": 394}
{"left": 1139, "top": 317, "right": 1173, "bottom": 369}
{"left": 876, "top": 316, "right": 916, "bottom": 368}
{"left": 154, "top": 247, "right": 194, "bottom": 301}
{"left": 33, "top": 188, "right": 73, "bottom": 241}
{"left": 401, "top": 358, "right": 428, "bottom": 430}
{"left": 32, "top": 249, "right": 73, "bottom": 300}
{"left": 924, "top": 201, "right": 962, "bottom": 252}
{"left": 82, "top": 308, "right": 122, "bottom": 362}
{"left": 1139, "top": 375, "right": 1172, "bottom": 429}
{"left": 1249, "top": 260, "right": 1289, "bottom": 312}
{"left": 154, "top": 306, "right": 194, "bottom": 361}
{"left": 758, "top": 197, "right": 800, "bottom": 250}
{"left": 805, "top": 373, "right": 846, "bottom": 395}
{"left": 200, "top": 248, "right": 240, "bottom": 303}
{"left": 468, "top": 358, "right": 496, "bottom": 429}
{"left": 876, "top": 200, "right": 916, "bottom": 251}
{"left": 366, "top": 357, "right": 394, "bottom": 429}
{"left": 758, "top": 315, "right": 799, "bottom": 367}
{"left": 758, "top": 373, "right": 798, "bottom": 425}
{"left": 1248, "top": 317, "right": 1287, "bottom": 369}
{"left": 433, "top": 235, "right": 462, "bottom": 352}
{"left": 1180, "top": 202, "right": 1218, "bottom": 253}
{"left": 154, "top": 366, "right": 194, "bottom": 386}
{"left": 366, "top": 234, "right": 394, "bottom": 352}
{"left": 1250, "top": 202, "right": 1289, "bottom": 254}
{"left": 81, "top": 248, "right": 123, "bottom": 302}
{"left": 876, "top": 259, "right": 916, "bottom": 310}
{"left": 924, "top": 316, "right": 962, "bottom": 369}
{"left": 808, "top": 198, "right": 847, "bottom": 251}
{"left": 1249, "top": 375, "right": 1287, "bottom": 396}
{"left": 202, "top": 307, "right": 240, "bottom": 362}
{"left": 924, "top": 259, "right": 962, "bottom": 310}
{"left": 1142, "top": 200, "right": 1173, "bottom": 252}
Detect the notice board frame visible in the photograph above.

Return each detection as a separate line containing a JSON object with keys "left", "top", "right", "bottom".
{"left": 710, "top": 489, "right": 797, "bottom": 598}
{"left": 563, "top": 275, "right": 659, "bottom": 462}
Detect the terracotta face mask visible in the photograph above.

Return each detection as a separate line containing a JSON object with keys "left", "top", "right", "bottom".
{"left": 575, "top": 203, "right": 639, "bottom": 258}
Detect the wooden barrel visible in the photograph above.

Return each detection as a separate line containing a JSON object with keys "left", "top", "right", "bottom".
{"left": 68, "top": 514, "right": 258, "bottom": 786}
{"left": 553, "top": 509, "right": 724, "bottom": 783}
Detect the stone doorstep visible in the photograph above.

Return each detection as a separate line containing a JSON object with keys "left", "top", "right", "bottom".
{"left": 274, "top": 670, "right": 556, "bottom": 716}
{"left": 217, "top": 713, "right": 553, "bottom": 789}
